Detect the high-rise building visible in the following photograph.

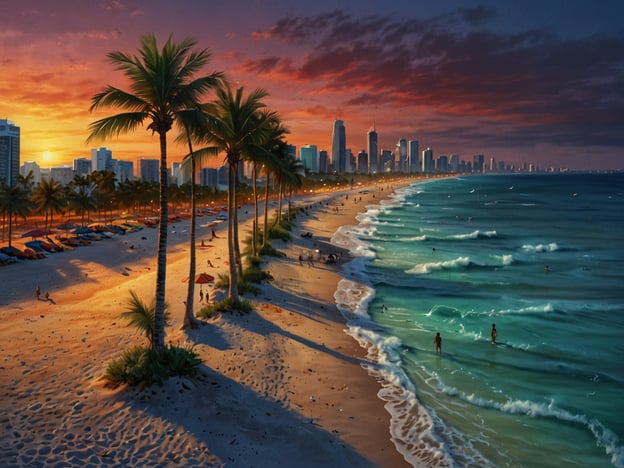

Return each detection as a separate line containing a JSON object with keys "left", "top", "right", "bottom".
{"left": 138, "top": 158, "right": 159, "bottom": 183}
{"left": 318, "top": 150, "right": 329, "bottom": 173}
{"left": 473, "top": 154, "right": 485, "bottom": 173}
{"left": 91, "top": 147, "right": 112, "bottom": 172}
{"left": 331, "top": 120, "right": 346, "bottom": 173}
{"left": 437, "top": 155, "right": 449, "bottom": 173}
{"left": 357, "top": 150, "right": 368, "bottom": 174}
{"left": 408, "top": 140, "right": 419, "bottom": 173}
{"left": 111, "top": 160, "right": 134, "bottom": 183}
{"left": 367, "top": 128, "right": 378, "bottom": 174}
{"left": 20, "top": 161, "right": 41, "bottom": 184}
{"left": 74, "top": 158, "right": 92, "bottom": 176}
{"left": 299, "top": 145, "right": 319, "bottom": 173}
{"left": 200, "top": 167, "right": 219, "bottom": 187}
{"left": 0, "top": 119, "right": 20, "bottom": 186}
{"left": 421, "top": 148, "right": 433, "bottom": 173}
{"left": 450, "top": 154, "right": 460, "bottom": 173}
{"left": 395, "top": 139, "right": 407, "bottom": 172}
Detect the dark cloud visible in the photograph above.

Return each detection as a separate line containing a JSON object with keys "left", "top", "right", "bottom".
{"left": 250, "top": 8, "right": 624, "bottom": 150}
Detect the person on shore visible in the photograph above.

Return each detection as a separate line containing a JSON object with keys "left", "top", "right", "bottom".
{"left": 207, "top": 259, "right": 214, "bottom": 268}
{"left": 36, "top": 285, "right": 41, "bottom": 300}
{"left": 490, "top": 323, "right": 498, "bottom": 344}
{"left": 199, "top": 289, "right": 204, "bottom": 303}
{"left": 434, "top": 332, "right": 442, "bottom": 354}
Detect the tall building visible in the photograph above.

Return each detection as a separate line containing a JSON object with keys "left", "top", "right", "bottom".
{"left": 20, "top": 161, "right": 41, "bottom": 184}
{"left": 473, "top": 154, "right": 485, "bottom": 173}
{"left": 357, "top": 150, "right": 368, "bottom": 174}
{"left": 138, "top": 158, "right": 159, "bottom": 183}
{"left": 200, "top": 167, "right": 219, "bottom": 188}
{"left": 0, "top": 119, "right": 20, "bottom": 186}
{"left": 331, "top": 120, "right": 346, "bottom": 173}
{"left": 91, "top": 147, "right": 112, "bottom": 172}
{"left": 421, "top": 148, "right": 433, "bottom": 174}
{"left": 111, "top": 160, "right": 134, "bottom": 183}
{"left": 299, "top": 145, "right": 318, "bottom": 173}
{"left": 408, "top": 140, "right": 419, "bottom": 173}
{"left": 450, "top": 154, "right": 460, "bottom": 173}
{"left": 367, "top": 128, "right": 378, "bottom": 174}
{"left": 73, "top": 158, "right": 92, "bottom": 176}
{"left": 318, "top": 150, "right": 329, "bottom": 173}
{"left": 395, "top": 139, "right": 407, "bottom": 172}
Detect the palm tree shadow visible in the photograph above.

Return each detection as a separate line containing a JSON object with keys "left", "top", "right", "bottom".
{"left": 117, "top": 366, "right": 376, "bottom": 466}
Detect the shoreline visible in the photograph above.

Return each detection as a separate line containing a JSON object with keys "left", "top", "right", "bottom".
{"left": 0, "top": 179, "right": 421, "bottom": 467}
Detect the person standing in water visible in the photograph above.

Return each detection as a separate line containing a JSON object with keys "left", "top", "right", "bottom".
{"left": 434, "top": 332, "right": 442, "bottom": 354}
{"left": 490, "top": 323, "right": 498, "bottom": 344}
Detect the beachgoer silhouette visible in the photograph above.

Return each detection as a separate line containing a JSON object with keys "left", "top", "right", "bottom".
{"left": 434, "top": 332, "right": 442, "bottom": 354}
{"left": 199, "top": 289, "right": 204, "bottom": 303}
{"left": 490, "top": 323, "right": 498, "bottom": 344}
{"left": 207, "top": 259, "right": 214, "bottom": 268}
{"left": 36, "top": 285, "right": 41, "bottom": 300}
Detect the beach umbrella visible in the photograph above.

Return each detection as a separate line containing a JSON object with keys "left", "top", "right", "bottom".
{"left": 182, "top": 272, "right": 215, "bottom": 284}
{"left": 21, "top": 229, "right": 52, "bottom": 239}
{"left": 56, "top": 222, "right": 78, "bottom": 236}
{"left": 71, "top": 226, "right": 93, "bottom": 235}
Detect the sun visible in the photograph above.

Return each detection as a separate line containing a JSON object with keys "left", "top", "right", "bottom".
{"left": 42, "top": 151, "right": 53, "bottom": 162}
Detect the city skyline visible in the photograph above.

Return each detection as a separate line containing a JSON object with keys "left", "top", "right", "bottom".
{"left": 2, "top": 1, "right": 623, "bottom": 171}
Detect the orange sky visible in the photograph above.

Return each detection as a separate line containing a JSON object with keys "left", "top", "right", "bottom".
{"left": 2, "top": 1, "right": 623, "bottom": 171}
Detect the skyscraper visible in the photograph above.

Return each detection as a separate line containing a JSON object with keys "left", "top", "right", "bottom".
{"left": 331, "top": 120, "right": 346, "bottom": 173}
{"left": 422, "top": 148, "right": 433, "bottom": 173}
{"left": 138, "top": 158, "right": 159, "bottom": 183}
{"left": 0, "top": 119, "right": 20, "bottom": 186}
{"left": 395, "top": 139, "right": 407, "bottom": 172}
{"left": 367, "top": 127, "right": 378, "bottom": 174}
{"left": 91, "top": 147, "right": 112, "bottom": 172}
{"left": 299, "top": 145, "right": 318, "bottom": 173}
{"left": 408, "top": 140, "right": 419, "bottom": 173}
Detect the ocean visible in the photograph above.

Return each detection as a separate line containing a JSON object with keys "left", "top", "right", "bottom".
{"left": 332, "top": 173, "right": 624, "bottom": 467}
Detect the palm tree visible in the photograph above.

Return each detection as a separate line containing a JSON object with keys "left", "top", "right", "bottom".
{"left": 68, "top": 187, "right": 96, "bottom": 225}
{"left": 195, "top": 84, "right": 270, "bottom": 301}
{"left": 0, "top": 182, "right": 31, "bottom": 247}
{"left": 178, "top": 109, "right": 221, "bottom": 330}
{"left": 87, "top": 33, "right": 222, "bottom": 352}
{"left": 120, "top": 290, "right": 170, "bottom": 346}
{"left": 262, "top": 139, "right": 291, "bottom": 248}
{"left": 31, "top": 179, "right": 65, "bottom": 228}
{"left": 91, "top": 170, "right": 117, "bottom": 223}
{"left": 246, "top": 111, "right": 288, "bottom": 256}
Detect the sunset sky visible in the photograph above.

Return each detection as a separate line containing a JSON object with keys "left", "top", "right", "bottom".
{"left": 2, "top": 0, "right": 623, "bottom": 171}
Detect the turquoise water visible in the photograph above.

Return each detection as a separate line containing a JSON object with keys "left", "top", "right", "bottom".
{"left": 333, "top": 173, "right": 624, "bottom": 467}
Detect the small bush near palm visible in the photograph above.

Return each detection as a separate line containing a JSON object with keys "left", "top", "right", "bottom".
{"left": 198, "top": 296, "right": 253, "bottom": 318}
{"left": 119, "top": 290, "right": 170, "bottom": 345}
{"left": 243, "top": 265, "right": 272, "bottom": 284}
{"left": 102, "top": 344, "right": 201, "bottom": 388}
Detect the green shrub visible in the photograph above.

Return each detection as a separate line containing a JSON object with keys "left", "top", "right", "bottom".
{"left": 198, "top": 296, "right": 253, "bottom": 318}
{"left": 102, "top": 344, "right": 202, "bottom": 388}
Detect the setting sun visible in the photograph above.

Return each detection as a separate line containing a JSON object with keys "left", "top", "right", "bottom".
{"left": 42, "top": 151, "right": 53, "bottom": 162}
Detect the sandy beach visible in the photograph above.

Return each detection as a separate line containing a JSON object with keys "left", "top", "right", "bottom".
{"left": 0, "top": 181, "right": 417, "bottom": 467}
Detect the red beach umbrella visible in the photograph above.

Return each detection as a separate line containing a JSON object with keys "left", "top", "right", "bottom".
{"left": 182, "top": 272, "right": 215, "bottom": 284}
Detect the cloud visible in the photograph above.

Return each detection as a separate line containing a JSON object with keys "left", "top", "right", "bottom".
{"left": 248, "top": 8, "right": 624, "bottom": 150}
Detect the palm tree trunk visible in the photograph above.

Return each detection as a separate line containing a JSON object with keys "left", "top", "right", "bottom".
{"left": 262, "top": 174, "right": 270, "bottom": 247}
{"left": 233, "top": 166, "right": 243, "bottom": 280}
{"left": 227, "top": 163, "right": 239, "bottom": 300}
{"left": 183, "top": 151, "right": 201, "bottom": 329}
{"left": 251, "top": 164, "right": 258, "bottom": 256}
{"left": 152, "top": 131, "right": 168, "bottom": 353}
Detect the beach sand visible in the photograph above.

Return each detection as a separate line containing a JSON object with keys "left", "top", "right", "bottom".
{"left": 0, "top": 182, "right": 415, "bottom": 467}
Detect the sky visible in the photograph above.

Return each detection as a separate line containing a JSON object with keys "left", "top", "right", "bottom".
{"left": 1, "top": 0, "right": 623, "bottom": 171}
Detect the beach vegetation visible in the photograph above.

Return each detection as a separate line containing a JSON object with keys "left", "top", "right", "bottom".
{"left": 31, "top": 179, "right": 65, "bottom": 229}
{"left": 119, "top": 290, "right": 171, "bottom": 346}
{"left": 87, "top": 33, "right": 223, "bottom": 353}
{"left": 189, "top": 83, "right": 273, "bottom": 302}
{"left": 102, "top": 344, "right": 202, "bottom": 387}
{"left": 0, "top": 182, "right": 32, "bottom": 247}
{"left": 198, "top": 296, "right": 253, "bottom": 319}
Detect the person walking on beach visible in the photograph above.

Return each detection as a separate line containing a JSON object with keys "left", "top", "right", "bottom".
{"left": 490, "top": 323, "right": 498, "bottom": 344}
{"left": 35, "top": 285, "right": 41, "bottom": 300}
{"left": 199, "top": 289, "right": 204, "bottom": 303}
{"left": 434, "top": 332, "right": 442, "bottom": 354}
